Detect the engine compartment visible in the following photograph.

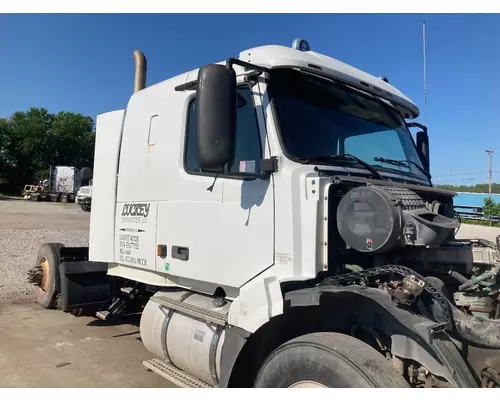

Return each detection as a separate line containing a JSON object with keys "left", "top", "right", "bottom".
{"left": 325, "top": 179, "right": 500, "bottom": 386}
{"left": 328, "top": 180, "right": 499, "bottom": 317}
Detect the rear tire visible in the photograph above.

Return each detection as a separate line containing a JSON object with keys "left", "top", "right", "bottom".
{"left": 34, "top": 243, "right": 65, "bottom": 309}
{"left": 253, "top": 332, "right": 409, "bottom": 388}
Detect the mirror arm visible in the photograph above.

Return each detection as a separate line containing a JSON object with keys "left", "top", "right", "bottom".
{"left": 259, "top": 157, "right": 279, "bottom": 180}
{"left": 225, "top": 58, "right": 270, "bottom": 75}
{"left": 175, "top": 59, "right": 269, "bottom": 92}
{"left": 407, "top": 121, "right": 427, "bottom": 133}
{"left": 174, "top": 80, "right": 197, "bottom": 92}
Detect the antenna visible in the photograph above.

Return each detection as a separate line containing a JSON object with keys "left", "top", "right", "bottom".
{"left": 423, "top": 20, "right": 427, "bottom": 126}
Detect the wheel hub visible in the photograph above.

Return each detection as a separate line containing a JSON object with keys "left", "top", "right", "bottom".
{"left": 39, "top": 257, "right": 50, "bottom": 293}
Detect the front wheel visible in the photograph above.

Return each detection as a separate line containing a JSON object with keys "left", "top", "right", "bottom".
{"left": 254, "top": 332, "right": 409, "bottom": 388}
{"left": 33, "top": 243, "right": 65, "bottom": 309}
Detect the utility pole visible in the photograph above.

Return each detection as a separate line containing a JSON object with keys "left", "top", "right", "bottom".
{"left": 486, "top": 148, "right": 494, "bottom": 199}
{"left": 423, "top": 20, "right": 427, "bottom": 127}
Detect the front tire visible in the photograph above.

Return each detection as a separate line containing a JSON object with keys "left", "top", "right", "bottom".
{"left": 254, "top": 332, "right": 409, "bottom": 388}
{"left": 34, "top": 243, "right": 65, "bottom": 309}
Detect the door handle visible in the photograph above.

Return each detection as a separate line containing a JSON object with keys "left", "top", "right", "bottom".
{"left": 172, "top": 246, "right": 189, "bottom": 261}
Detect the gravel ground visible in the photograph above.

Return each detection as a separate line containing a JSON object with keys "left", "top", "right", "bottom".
{"left": 0, "top": 198, "right": 90, "bottom": 300}
{"left": 456, "top": 223, "right": 500, "bottom": 243}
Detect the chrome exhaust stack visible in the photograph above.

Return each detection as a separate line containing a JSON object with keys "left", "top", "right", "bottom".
{"left": 133, "top": 50, "right": 147, "bottom": 93}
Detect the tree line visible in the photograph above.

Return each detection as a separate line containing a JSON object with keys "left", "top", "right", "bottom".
{"left": 0, "top": 107, "right": 95, "bottom": 194}
{"left": 436, "top": 183, "right": 500, "bottom": 194}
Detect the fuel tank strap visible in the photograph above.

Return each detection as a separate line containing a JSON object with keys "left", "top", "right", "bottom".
{"left": 208, "top": 325, "right": 224, "bottom": 386}
{"left": 151, "top": 295, "right": 228, "bottom": 326}
{"left": 160, "top": 292, "right": 193, "bottom": 360}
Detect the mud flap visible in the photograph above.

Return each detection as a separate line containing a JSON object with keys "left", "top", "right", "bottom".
{"left": 58, "top": 261, "right": 111, "bottom": 312}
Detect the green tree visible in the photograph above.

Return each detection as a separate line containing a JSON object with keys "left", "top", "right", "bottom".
{"left": 0, "top": 107, "right": 95, "bottom": 191}
{"left": 483, "top": 198, "right": 500, "bottom": 219}
{"left": 50, "top": 112, "right": 95, "bottom": 168}
{"left": 6, "top": 108, "right": 54, "bottom": 185}
{"left": 0, "top": 118, "right": 11, "bottom": 178}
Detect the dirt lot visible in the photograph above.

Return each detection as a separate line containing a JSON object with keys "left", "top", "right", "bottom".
{"left": 0, "top": 196, "right": 90, "bottom": 230}
{"left": 0, "top": 298, "right": 171, "bottom": 388}
{"left": 0, "top": 198, "right": 90, "bottom": 299}
{"left": 456, "top": 223, "right": 500, "bottom": 243}
{"left": 0, "top": 198, "right": 171, "bottom": 388}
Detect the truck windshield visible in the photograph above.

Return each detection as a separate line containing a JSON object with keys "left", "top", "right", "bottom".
{"left": 268, "top": 68, "right": 428, "bottom": 182}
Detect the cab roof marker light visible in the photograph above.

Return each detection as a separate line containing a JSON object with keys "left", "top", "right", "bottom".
{"left": 292, "top": 38, "right": 310, "bottom": 52}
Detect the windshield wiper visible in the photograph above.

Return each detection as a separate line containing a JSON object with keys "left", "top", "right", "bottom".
{"left": 374, "top": 157, "right": 432, "bottom": 181}
{"left": 299, "top": 154, "right": 382, "bottom": 179}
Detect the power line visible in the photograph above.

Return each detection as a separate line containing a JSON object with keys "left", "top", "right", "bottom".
{"left": 423, "top": 20, "right": 427, "bottom": 126}
{"left": 433, "top": 171, "right": 499, "bottom": 177}
{"left": 434, "top": 178, "right": 482, "bottom": 183}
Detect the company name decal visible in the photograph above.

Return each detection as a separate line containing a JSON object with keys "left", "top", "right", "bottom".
{"left": 122, "top": 203, "right": 150, "bottom": 218}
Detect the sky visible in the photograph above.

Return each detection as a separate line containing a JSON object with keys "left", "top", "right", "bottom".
{"left": 0, "top": 13, "right": 499, "bottom": 184}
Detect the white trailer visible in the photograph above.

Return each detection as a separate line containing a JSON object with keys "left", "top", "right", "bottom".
{"left": 30, "top": 38, "right": 500, "bottom": 388}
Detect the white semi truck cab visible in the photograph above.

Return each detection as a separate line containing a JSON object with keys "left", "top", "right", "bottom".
{"left": 31, "top": 38, "right": 500, "bottom": 388}
{"left": 76, "top": 179, "right": 92, "bottom": 212}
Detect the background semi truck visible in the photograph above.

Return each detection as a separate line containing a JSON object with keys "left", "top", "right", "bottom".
{"left": 30, "top": 38, "right": 500, "bottom": 388}
{"left": 76, "top": 179, "right": 92, "bottom": 212}
{"left": 23, "top": 165, "right": 92, "bottom": 203}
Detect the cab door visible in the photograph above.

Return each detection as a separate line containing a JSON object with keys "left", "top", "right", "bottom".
{"left": 155, "top": 79, "right": 275, "bottom": 290}
{"left": 218, "top": 81, "right": 275, "bottom": 287}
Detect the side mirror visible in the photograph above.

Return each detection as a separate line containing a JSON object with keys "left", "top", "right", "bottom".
{"left": 416, "top": 130, "right": 430, "bottom": 173}
{"left": 196, "top": 64, "right": 237, "bottom": 171}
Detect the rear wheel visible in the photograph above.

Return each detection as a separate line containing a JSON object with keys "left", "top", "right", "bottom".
{"left": 34, "top": 243, "right": 65, "bottom": 309}
{"left": 253, "top": 332, "right": 409, "bottom": 388}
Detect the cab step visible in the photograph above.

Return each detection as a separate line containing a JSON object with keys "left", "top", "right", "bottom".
{"left": 150, "top": 295, "right": 228, "bottom": 326}
{"left": 121, "top": 286, "right": 134, "bottom": 294}
{"left": 96, "top": 310, "right": 110, "bottom": 320}
{"left": 143, "top": 358, "right": 214, "bottom": 388}
{"left": 96, "top": 296, "right": 127, "bottom": 321}
{"left": 96, "top": 286, "right": 139, "bottom": 321}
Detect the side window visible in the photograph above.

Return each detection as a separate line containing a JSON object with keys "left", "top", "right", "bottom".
{"left": 185, "top": 85, "right": 262, "bottom": 175}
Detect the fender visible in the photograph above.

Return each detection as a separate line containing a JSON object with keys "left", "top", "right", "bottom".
{"left": 284, "top": 284, "right": 478, "bottom": 388}
{"left": 219, "top": 326, "right": 251, "bottom": 388}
